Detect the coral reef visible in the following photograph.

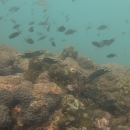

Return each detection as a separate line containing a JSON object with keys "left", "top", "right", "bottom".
{"left": 60, "top": 46, "right": 78, "bottom": 60}
{"left": 24, "top": 58, "right": 51, "bottom": 83}
{"left": 1, "top": 46, "right": 130, "bottom": 129}
{"left": 56, "top": 95, "right": 93, "bottom": 129}
{"left": 77, "top": 55, "right": 99, "bottom": 70}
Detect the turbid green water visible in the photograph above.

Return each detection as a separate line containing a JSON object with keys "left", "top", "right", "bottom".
{"left": 0, "top": 0, "right": 130, "bottom": 66}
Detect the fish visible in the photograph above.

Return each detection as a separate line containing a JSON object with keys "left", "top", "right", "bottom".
{"left": 0, "top": 0, "right": 5, "bottom": 5}
{"left": 46, "top": 25, "right": 51, "bottom": 32}
{"left": 45, "top": 15, "right": 50, "bottom": 22}
{"left": 43, "top": 57, "right": 60, "bottom": 64}
{"left": 62, "top": 39, "right": 66, "bottom": 42}
{"left": 13, "top": 24, "right": 20, "bottom": 29}
{"left": 100, "top": 38, "right": 116, "bottom": 46}
{"left": 37, "top": 32, "right": 44, "bottom": 36}
{"left": 38, "top": 22, "right": 50, "bottom": 25}
{"left": 29, "top": 27, "right": 34, "bottom": 32}
{"left": 43, "top": 8, "right": 48, "bottom": 13}
{"left": 88, "top": 68, "right": 111, "bottom": 80}
{"left": 65, "top": 29, "right": 77, "bottom": 35}
{"left": 92, "top": 41, "right": 102, "bottom": 48}
{"left": 51, "top": 41, "right": 56, "bottom": 46}
{"left": 36, "top": 1, "right": 48, "bottom": 6}
{"left": 10, "top": 19, "right": 16, "bottom": 24}
{"left": 101, "top": 99, "right": 117, "bottom": 107}
{"left": 57, "top": 26, "right": 66, "bottom": 32}
{"left": 0, "top": 16, "right": 3, "bottom": 20}
{"left": 97, "top": 25, "right": 108, "bottom": 31}
{"left": 37, "top": 36, "right": 47, "bottom": 41}
{"left": 107, "top": 54, "right": 117, "bottom": 58}
{"left": 86, "top": 26, "right": 92, "bottom": 31}
{"left": 9, "top": 31, "right": 21, "bottom": 39}
{"left": 23, "top": 38, "right": 34, "bottom": 44}
{"left": 122, "top": 32, "right": 126, "bottom": 35}
{"left": 49, "top": 38, "right": 55, "bottom": 41}
{"left": 28, "top": 21, "right": 35, "bottom": 25}
{"left": 20, "top": 50, "right": 46, "bottom": 58}
{"left": 9, "top": 6, "right": 20, "bottom": 12}
{"left": 97, "top": 33, "right": 100, "bottom": 36}
{"left": 126, "top": 19, "right": 129, "bottom": 24}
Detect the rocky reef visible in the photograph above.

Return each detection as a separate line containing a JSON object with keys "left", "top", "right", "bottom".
{"left": 1, "top": 45, "right": 130, "bottom": 130}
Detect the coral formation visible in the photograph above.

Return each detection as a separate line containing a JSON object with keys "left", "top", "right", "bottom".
{"left": 77, "top": 55, "right": 99, "bottom": 70}
{"left": 24, "top": 58, "right": 51, "bottom": 83}
{"left": 1, "top": 46, "right": 130, "bottom": 129}
{"left": 0, "top": 105, "right": 12, "bottom": 130}
{"left": 48, "top": 64, "right": 71, "bottom": 85}
{"left": 60, "top": 46, "right": 78, "bottom": 60}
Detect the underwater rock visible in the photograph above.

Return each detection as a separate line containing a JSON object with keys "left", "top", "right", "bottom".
{"left": 0, "top": 105, "right": 12, "bottom": 130}
{"left": 36, "top": 71, "right": 50, "bottom": 83}
{"left": 32, "top": 82, "right": 62, "bottom": 98}
{"left": 56, "top": 95, "right": 93, "bottom": 129}
{"left": 59, "top": 46, "right": 78, "bottom": 60}
{"left": 77, "top": 55, "right": 99, "bottom": 70}
{"left": 48, "top": 64, "right": 71, "bottom": 85}
{"left": 0, "top": 44, "right": 19, "bottom": 76}
{"left": 0, "top": 75, "right": 22, "bottom": 90}
{"left": 24, "top": 58, "right": 51, "bottom": 83}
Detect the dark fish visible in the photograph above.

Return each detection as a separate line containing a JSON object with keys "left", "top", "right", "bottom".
{"left": 66, "top": 18, "right": 69, "bottom": 22}
{"left": 72, "top": 0, "right": 76, "bottom": 1}
{"left": 0, "top": 16, "right": 3, "bottom": 20}
{"left": 88, "top": 68, "right": 110, "bottom": 80}
{"left": 65, "top": 29, "right": 77, "bottom": 35}
{"left": 43, "top": 57, "right": 60, "bottom": 64}
{"left": 122, "top": 32, "right": 126, "bottom": 35}
{"left": 23, "top": 38, "right": 34, "bottom": 44}
{"left": 29, "top": 27, "right": 34, "bottom": 32}
{"left": 38, "top": 22, "right": 50, "bottom": 25}
{"left": 0, "top": 0, "right": 5, "bottom": 5}
{"left": 86, "top": 26, "right": 92, "bottom": 31}
{"left": 97, "top": 33, "right": 100, "bottom": 36}
{"left": 9, "top": 31, "right": 21, "bottom": 39}
{"left": 49, "top": 38, "right": 55, "bottom": 41}
{"left": 9, "top": 6, "right": 20, "bottom": 12}
{"left": 43, "top": 8, "right": 47, "bottom": 13}
{"left": 37, "top": 32, "right": 44, "bottom": 36}
{"left": 65, "top": 15, "right": 68, "bottom": 19}
{"left": 20, "top": 50, "right": 45, "bottom": 58}
{"left": 92, "top": 41, "right": 102, "bottom": 48}
{"left": 101, "top": 99, "right": 117, "bottom": 107}
{"left": 88, "top": 89, "right": 102, "bottom": 100}
{"left": 14, "top": 7, "right": 20, "bottom": 12}
{"left": 46, "top": 25, "right": 51, "bottom": 32}
{"left": 101, "top": 38, "right": 116, "bottom": 47}
{"left": 126, "top": 19, "right": 129, "bottom": 24}
{"left": 10, "top": 19, "right": 16, "bottom": 24}
{"left": 51, "top": 41, "right": 56, "bottom": 46}
{"left": 45, "top": 15, "right": 50, "bottom": 22}
{"left": 57, "top": 26, "right": 66, "bottom": 32}
{"left": 97, "top": 25, "right": 108, "bottom": 31}
{"left": 107, "top": 54, "right": 117, "bottom": 58}
{"left": 62, "top": 39, "right": 66, "bottom": 42}
{"left": 37, "top": 36, "right": 47, "bottom": 41}
{"left": 28, "top": 21, "right": 35, "bottom": 25}
{"left": 13, "top": 24, "right": 20, "bottom": 29}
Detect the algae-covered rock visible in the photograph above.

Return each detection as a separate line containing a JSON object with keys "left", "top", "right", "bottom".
{"left": 56, "top": 95, "right": 93, "bottom": 129}
{"left": 60, "top": 46, "right": 78, "bottom": 60}
{"left": 48, "top": 64, "right": 70, "bottom": 85}
{"left": 77, "top": 55, "right": 99, "bottom": 70}
{"left": 24, "top": 58, "right": 51, "bottom": 83}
